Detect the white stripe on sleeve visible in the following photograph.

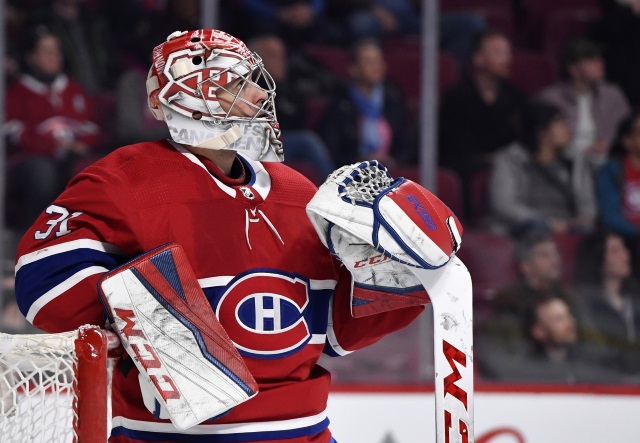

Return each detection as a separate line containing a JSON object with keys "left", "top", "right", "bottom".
{"left": 26, "top": 266, "right": 108, "bottom": 322}
{"left": 15, "top": 239, "right": 125, "bottom": 273}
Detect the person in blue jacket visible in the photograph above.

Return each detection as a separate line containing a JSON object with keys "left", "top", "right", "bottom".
{"left": 597, "top": 110, "right": 640, "bottom": 239}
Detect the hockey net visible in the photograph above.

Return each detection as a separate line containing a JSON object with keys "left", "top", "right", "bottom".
{"left": 0, "top": 326, "right": 120, "bottom": 442}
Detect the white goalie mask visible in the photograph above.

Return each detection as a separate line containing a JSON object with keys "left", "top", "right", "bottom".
{"left": 146, "top": 29, "right": 282, "bottom": 161}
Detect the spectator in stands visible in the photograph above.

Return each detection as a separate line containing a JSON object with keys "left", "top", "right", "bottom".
{"left": 319, "top": 39, "right": 410, "bottom": 167}
{"left": 148, "top": 0, "right": 238, "bottom": 44}
{"left": 539, "top": 39, "right": 631, "bottom": 167}
{"left": 237, "top": 0, "right": 333, "bottom": 45}
{"left": 31, "top": 0, "right": 115, "bottom": 93}
{"left": 325, "top": 1, "right": 485, "bottom": 68}
{"left": 439, "top": 30, "right": 527, "bottom": 211}
{"left": 476, "top": 230, "right": 577, "bottom": 380}
{"left": 573, "top": 230, "right": 640, "bottom": 377}
{"left": 5, "top": 1, "right": 28, "bottom": 82}
{"left": 331, "top": 0, "right": 420, "bottom": 40}
{"left": 597, "top": 111, "right": 640, "bottom": 239}
{"left": 591, "top": 0, "right": 640, "bottom": 107}
{"left": 4, "top": 26, "right": 101, "bottom": 231}
{"left": 514, "top": 296, "right": 628, "bottom": 383}
{"left": 529, "top": 297, "right": 580, "bottom": 368}
{"left": 248, "top": 34, "right": 335, "bottom": 182}
{"left": 115, "top": 34, "right": 169, "bottom": 146}
{"left": 490, "top": 101, "right": 596, "bottom": 236}
{"left": 162, "top": 0, "right": 200, "bottom": 31}
{"left": 439, "top": 11, "right": 487, "bottom": 70}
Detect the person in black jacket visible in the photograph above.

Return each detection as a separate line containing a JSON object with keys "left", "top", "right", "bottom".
{"left": 439, "top": 30, "right": 528, "bottom": 212}
{"left": 573, "top": 230, "right": 640, "bottom": 378}
{"left": 591, "top": 0, "right": 640, "bottom": 108}
{"left": 319, "top": 38, "right": 411, "bottom": 168}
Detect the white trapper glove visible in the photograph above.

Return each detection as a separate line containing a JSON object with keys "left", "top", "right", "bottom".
{"left": 306, "top": 161, "right": 463, "bottom": 317}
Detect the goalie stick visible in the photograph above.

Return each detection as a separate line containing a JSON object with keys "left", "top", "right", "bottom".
{"left": 307, "top": 161, "right": 473, "bottom": 443}
{"left": 412, "top": 258, "right": 473, "bottom": 443}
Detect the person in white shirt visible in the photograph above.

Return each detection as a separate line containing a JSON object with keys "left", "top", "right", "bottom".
{"left": 539, "top": 38, "right": 631, "bottom": 167}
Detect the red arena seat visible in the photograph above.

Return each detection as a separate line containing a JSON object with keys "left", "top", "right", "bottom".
{"left": 456, "top": 230, "right": 517, "bottom": 303}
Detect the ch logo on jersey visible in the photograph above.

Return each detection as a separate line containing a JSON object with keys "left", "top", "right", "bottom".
{"left": 215, "top": 271, "right": 310, "bottom": 358}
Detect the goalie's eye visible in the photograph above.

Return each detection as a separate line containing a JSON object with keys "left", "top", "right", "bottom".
{"left": 251, "top": 69, "right": 270, "bottom": 90}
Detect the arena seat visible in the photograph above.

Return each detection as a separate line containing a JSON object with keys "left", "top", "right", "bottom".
{"left": 470, "top": 169, "right": 491, "bottom": 227}
{"left": 456, "top": 230, "right": 517, "bottom": 303}
{"left": 441, "top": 0, "right": 511, "bottom": 11}
{"left": 521, "top": 0, "right": 600, "bottom": 16}
{"left": 543, "top": 11, "right": 600, "bottom": 60}
{"left": 436, "top": 167, "right": 465, "bottom": 221}
{"left": 551, "top": 231, "right": 583, "bottom": 285}
{"left": 286, "top": 161, "right": 324, "bottom": 186}
{"left": 304, "top": 45, "right": 349, "bottom": 78}
{"left": 304, "top": 96, "right": 330, "bottom": 131}
{"left": 510, "top": 51, "right": 556, "bottom": 95}
{"left": 384, "top": 50, "right": 459, "bottom": 99}
{"left": 483, "top": 9, "right": 516, "bottom": 42}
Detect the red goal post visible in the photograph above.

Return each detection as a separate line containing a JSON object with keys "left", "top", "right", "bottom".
{"left": 0, "top": 326, "right": 120, "bottom": 442}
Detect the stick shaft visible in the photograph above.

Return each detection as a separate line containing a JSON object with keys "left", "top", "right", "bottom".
{"left": 412, "top": 257, "right": 474, "bottom": 443}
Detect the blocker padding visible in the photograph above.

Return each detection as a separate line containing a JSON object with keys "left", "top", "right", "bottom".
{"left": 98, "top": 243, "right": 257, "bottom": 429}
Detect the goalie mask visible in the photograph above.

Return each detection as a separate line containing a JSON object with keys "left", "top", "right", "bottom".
{"left": 147, "top": 29, "right": 282, "bottom": 161}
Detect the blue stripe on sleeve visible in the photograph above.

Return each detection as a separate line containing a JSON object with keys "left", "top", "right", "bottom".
{"left": 15, "top": 248, "right": 123, "bottom": 315}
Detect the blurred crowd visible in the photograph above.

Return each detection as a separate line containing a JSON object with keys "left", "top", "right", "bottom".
{"left": 3, "top": 0, "right": 640, "bottom": 385}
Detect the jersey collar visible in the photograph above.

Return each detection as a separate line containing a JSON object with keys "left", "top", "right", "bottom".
{"left": 168, "top": 140, "right": 272, "bottom": 200}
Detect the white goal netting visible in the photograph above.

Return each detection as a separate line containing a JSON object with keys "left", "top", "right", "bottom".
{"left": 0, "top": 330, "right": 79, "bottom": 442}
{"left": 0, "top": 329, "right": 106, "bottom": 443}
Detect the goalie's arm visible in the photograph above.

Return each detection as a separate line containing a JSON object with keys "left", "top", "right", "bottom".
{"left": 15, "top": 165, "right": 138, "bottom": 333}
{"left": 325, "top": 267, "right": 424, "bottom": 355}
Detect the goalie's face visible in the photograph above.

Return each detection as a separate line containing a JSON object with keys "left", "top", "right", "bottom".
{"left": 215, "top": 76, "right": 269, "bottom": 118}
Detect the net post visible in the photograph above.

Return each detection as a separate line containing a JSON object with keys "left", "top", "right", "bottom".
{"left": 74, "top": 327, "right": 110, "bottom": 443}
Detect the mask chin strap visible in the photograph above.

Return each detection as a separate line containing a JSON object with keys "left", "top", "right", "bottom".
{"left": 262, "top": 124, "right": 284, "bottom": 161}
{"left": 196, "top": 125, "right": 243, "bottom": 150}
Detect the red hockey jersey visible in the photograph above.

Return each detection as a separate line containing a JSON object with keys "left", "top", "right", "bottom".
{"left": 15, "top": 140, "right": 423, "bottom": 443}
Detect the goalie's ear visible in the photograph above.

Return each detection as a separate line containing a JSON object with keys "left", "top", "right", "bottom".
{"left": 373, "top": 179, "right": 463, "bottom": 269}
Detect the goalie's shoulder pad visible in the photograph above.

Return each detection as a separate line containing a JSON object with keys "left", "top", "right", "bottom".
{"left": 373, "top": 178, "right": 463, "bottom": 269}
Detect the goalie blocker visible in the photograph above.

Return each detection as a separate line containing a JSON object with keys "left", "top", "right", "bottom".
{"left": 98, "top": 243, "right": 258, "bottom": 430}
